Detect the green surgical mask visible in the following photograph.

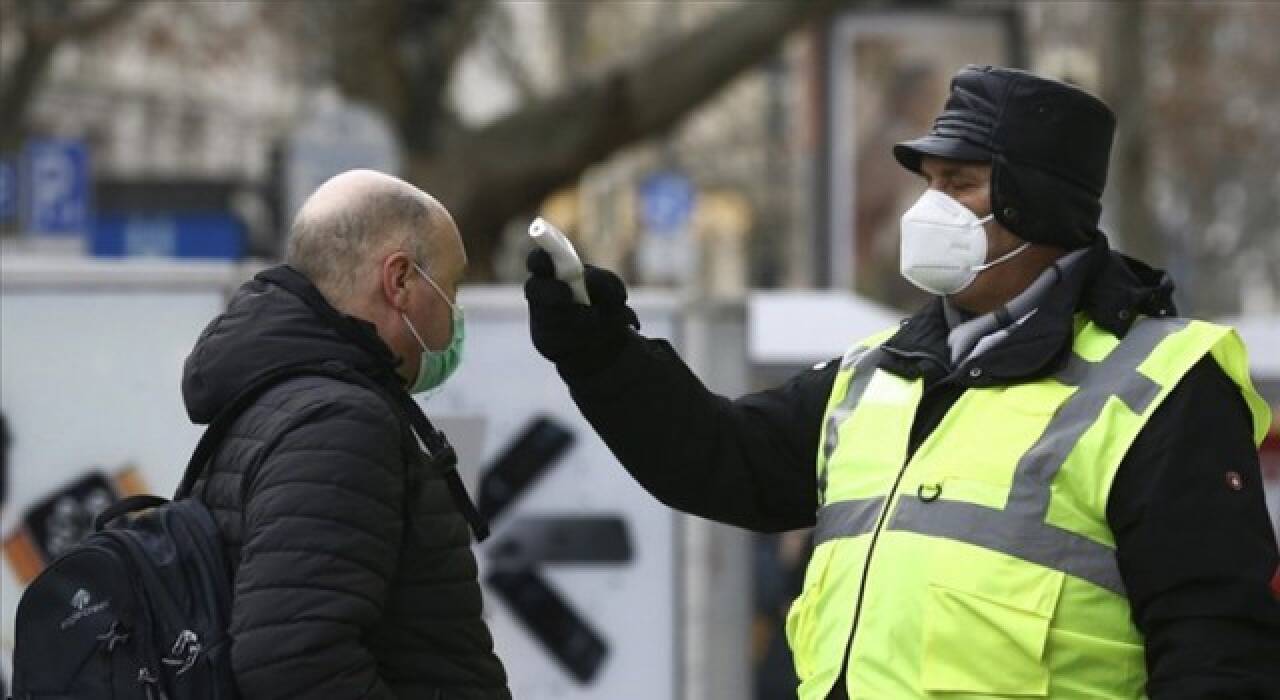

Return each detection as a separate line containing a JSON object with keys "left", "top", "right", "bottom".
{"left": 402, "top": 264, "right": 465, "bottom": 394}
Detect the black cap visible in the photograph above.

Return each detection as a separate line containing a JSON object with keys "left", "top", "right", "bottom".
{"left": 894, "top": 65, "right": 1116, "bottom": 249}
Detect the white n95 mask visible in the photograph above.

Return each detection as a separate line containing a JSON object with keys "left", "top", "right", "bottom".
{"left": 899, "top": 189, "right": 1029, "bottom": 296}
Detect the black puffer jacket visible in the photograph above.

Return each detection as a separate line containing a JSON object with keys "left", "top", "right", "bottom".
{"left": 183, "top": 266, "right": 509, "bottom": 699}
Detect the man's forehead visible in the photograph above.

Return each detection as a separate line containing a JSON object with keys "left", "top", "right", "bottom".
{"left": 432, "top": 221, "right": 468, "bottom": 275}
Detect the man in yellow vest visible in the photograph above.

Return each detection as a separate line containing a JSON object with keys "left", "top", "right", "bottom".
{"left": 524, "top": 65, "right": 1280, "bottom": 699}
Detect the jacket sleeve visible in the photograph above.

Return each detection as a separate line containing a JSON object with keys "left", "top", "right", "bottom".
{"left": 561, "top": 331, "right": 839, "bottom": 532}
{"left": 229, "top": 385, "right": 404, "bottom": 699}
{"left": 1109, "top": 357, "right": 1280, "bottom": 699}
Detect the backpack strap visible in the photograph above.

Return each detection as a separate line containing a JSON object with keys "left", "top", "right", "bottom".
{"left": 310, "top": 367, "right": 491, "bottom": 542}
{"left": 173, "top": 364, "right": 355, "bottom": 501}
{"left": 94, "top": 494, "right": 170, "bottom": 531}
{"left": 393, "top": 390, "right": 490, "bottom": 541}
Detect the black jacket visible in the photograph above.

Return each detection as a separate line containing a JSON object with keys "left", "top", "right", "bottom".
{"left": 560, "top": 236, "right": 1280, "bottom": 699}
{"left": 183, "top": 266, "right": 509, "bottom": 700}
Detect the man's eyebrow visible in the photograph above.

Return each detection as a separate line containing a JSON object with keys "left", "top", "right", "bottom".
{"left": 936, "top": 166, "right": 975, "bottom": 179}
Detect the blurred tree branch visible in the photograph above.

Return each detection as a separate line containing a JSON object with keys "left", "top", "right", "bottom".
{"left": 329, "top": 0, "right": 855, "bottom": 277}
{"left": 483, "top": 7, "right": 539, "bottom": 103}
{"left": 0, "top": 0, "right": 145, "bottom": 151}
{"left": 331, "top": 0, "right": 490, "bottom": 152}
{"left": 427, "top": 0, "right": 850, "bottom": 275}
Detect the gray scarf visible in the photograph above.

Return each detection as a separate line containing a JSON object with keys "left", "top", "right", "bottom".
{"left": 945, "top": 248, "right": 1089, "bottom": 366}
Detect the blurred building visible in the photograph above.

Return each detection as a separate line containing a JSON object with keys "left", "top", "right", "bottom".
{"left": 21, "top": 3, "right": 300, "bottom": 179}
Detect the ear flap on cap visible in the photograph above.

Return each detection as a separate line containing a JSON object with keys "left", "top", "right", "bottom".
{"left": 991, "top": 154, "right": 1099, "bottom": 250}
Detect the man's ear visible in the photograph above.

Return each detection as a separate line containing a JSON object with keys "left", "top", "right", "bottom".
{"left": 381, "top": 252, "right": 414, "bottom": 313}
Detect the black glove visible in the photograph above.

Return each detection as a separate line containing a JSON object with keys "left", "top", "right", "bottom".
{"left": 524, "top": 248, "right": 640, "bottom": 376}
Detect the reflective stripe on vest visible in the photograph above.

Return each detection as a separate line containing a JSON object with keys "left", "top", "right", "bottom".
{"left": 813, "top": 496, "right": 884, "bottom": 544}
{"left": 816, "top": 319, "right": 1182, "bottom": 594}
{"left": 817, "top": 348, "right": 883, "bottom": 503}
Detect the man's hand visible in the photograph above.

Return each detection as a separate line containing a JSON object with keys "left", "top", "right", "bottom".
{"left": 524, "top": 248, "right": 639, "bottom": 376}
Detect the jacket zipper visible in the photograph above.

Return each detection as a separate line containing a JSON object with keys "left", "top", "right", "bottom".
{"left": 829, "top": 345, "right": 953, "bottom": 698}
{"left": 827, "top": 452, "right": 914, "bottom": 698}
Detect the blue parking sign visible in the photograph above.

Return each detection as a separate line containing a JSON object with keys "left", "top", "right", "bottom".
{"left": 639, "top": 171, "right": 695, "bottom": 236}
{"left": 23, "top": 139, "right": 91, "bottom": 235}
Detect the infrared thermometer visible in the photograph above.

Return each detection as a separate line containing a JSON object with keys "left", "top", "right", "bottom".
{"left": 528, "top": 217, "right": 590, "bottom": 305}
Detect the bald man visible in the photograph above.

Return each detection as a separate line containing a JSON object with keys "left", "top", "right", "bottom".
{"left": 184, "top": 171, "right": 510, "bottom": 699}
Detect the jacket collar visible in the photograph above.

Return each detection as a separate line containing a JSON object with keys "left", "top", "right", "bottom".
{"left": 183, "top": 264, "right": 411, "bottom": 425}
{"left": 254, "top": 265, "right": 407, "bottom": 389}
{"left": 878, "top": 233, "right": 1176, "bottom": 388}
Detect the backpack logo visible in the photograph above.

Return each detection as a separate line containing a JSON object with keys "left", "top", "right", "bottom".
{"left": 60, "top": 588, "right": 110, "bottom": 631}
{"left": 70, "top": 589, "right": 91, "bottom": 610}
{"left": 163, "top": 629, "right": 201, "bottom": 676}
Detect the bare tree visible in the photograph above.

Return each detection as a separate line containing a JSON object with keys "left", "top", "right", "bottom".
{"left": 312, "top": 0, "right": 853, "bottom": 277}
{"left": 1101, "top": 0, "right": 1158, "bottom": 267}
{"left": 1039, "top": 0, "right": 1280, "bottom": 315}
{"left": 1146, "top": 0, "right": 1280, "bottom": 315}
{"left": 0, "top": 0, "right": 145, "bottom": 152}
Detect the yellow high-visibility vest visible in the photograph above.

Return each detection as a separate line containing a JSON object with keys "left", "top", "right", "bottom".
{"left": 787, "top": 316, "right": 1271, "bottom": 699}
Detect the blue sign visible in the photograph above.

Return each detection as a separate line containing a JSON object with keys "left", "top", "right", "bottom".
{"left": 91, "top": 212, "right": 246, "bottom": 260}
{"left": 23, "top": 139, "right": 91, "bottom": 235}
{"left": 638, "top": 171, "right": 695, "bottom": 235}
{"left": 0, "top": 158, "right": 17, "bottom": 223}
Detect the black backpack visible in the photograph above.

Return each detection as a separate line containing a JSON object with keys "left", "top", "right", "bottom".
{"left": 9, "top": 366, "right": 349, "bottom": 700}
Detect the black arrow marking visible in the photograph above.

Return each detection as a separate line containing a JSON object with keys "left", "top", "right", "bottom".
{"left": 486, "top": 568, "right": 609, "bottom": 684}
{"left": 479, "top": 415, "right": 634, "bottom": 685}
{"left": 489, "top": 515, "right": 633, "bottom": 569}
{"left": 478, "top": 416, "right": 574, "bottom": 524}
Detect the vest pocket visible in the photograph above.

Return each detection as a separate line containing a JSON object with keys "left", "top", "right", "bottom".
{"left": 785, "top": 542, "right": 837, "bottom": 683}
{"left": 922, "top": 558, "right": 1064, "bottom": 696}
